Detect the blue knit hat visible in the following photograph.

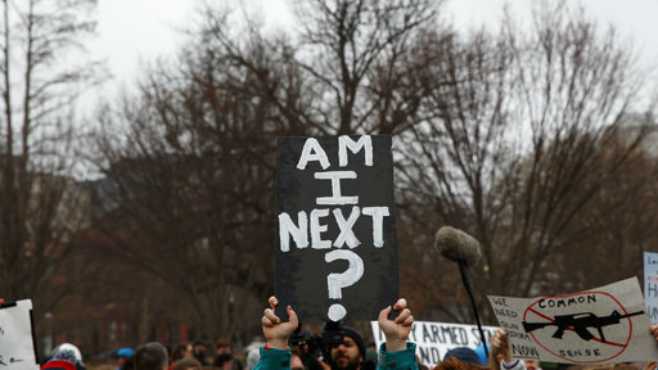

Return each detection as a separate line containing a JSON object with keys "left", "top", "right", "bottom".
{"left": 443, "top": 347, "right": 481, "bottom": 365}
{"left": 474, "top": 343, "right": 489, "bottom": 365}
{"left": 116, "top": 347, "right": 135, "bottom": 359}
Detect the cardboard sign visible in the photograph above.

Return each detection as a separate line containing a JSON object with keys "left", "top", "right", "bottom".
{"left": 0, "top": 300, "right": 39, "bottom": 369}
{"left": 371, "top": 321, "right": 498, "bottom": 367}
{"left": 644, "top": 252, "right": 658, "bottom": 324}
{"left": 488, "top": 278, "right": 658, "bottom": 364}
{"left": 275, "top": 135, "right": 398, "bottom": 322}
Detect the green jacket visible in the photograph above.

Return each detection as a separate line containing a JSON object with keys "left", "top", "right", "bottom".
{"left": 254, "top": 342, "right": 418, "bottom": 370}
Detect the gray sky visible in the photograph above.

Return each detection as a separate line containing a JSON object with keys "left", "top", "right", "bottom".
{"left": 88, "top": 0, "right": 658, "bottom": 98}
{"left": 88, "top": 0, "right": 294, "bottom": 91}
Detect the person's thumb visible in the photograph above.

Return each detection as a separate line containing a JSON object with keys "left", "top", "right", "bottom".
{"left": 378, "top": 305, "right": 392, "bottom": 324}
{"left": 287, "top": 305, "right": 299, "bottom": 328}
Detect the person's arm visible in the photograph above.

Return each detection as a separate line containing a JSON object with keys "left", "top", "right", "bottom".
{"left": 490, "top": 330, "right": 526, "bottom": 370}
{"left": 253, "top": 296, "right": 299, "bottom": 370}
{"left": 646, "top": 325, "right": 658, "bottom": 370}
{"left": 376, "top": 298, "right": 418, "bottom": 370}
{"left": 254, "top": 347, "right": 291, "bottom": 370}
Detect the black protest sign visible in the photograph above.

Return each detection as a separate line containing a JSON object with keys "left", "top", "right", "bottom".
{"left": 275, "top": 135, "right": 398, "bottom": 322}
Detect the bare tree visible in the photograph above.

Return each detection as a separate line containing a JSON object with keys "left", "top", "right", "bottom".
{"left": 197, "top": 0, "right": 441, "bottom": 136}
{"left": 88, "top": 0, "right": 444, "bottom": 340}
{"left": 397, "top": 2, "right": 656, "bottom": 322}
{"left": 0, "top": 0, "right": 103, "bottom": 322}
{"left": 90, "top": 22, "right": 308, "bottom": 339}
{"left": 293, "top": 0, "right": 440, "bottom": 134}
{"left": 549, "top": 125, "right": 658, "bottom": 292}
{"left": 85, "top": 0, "right": 658, "bottom": 343}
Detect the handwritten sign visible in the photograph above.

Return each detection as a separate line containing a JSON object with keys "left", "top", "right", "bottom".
{"left": 371, "top": 321, "right": 497, "bottom": 367}
{"left": 487, "top": 278, "right": 658, "bottom": 364}
{"left": 275, "top": 135, "right": 398, "bottom": 322}
{"left": 0, "top": 300, "right": 39, "bottom": 369}
{"left": 644, "top": 252, "right": 658, "bottom": 324}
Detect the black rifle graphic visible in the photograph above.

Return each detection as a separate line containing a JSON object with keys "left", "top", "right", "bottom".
{"left": 0, "top": 355, "right": 24, "bottom": 367}
{"left": 522, "top": 310, "right": 644, "bottom": 342}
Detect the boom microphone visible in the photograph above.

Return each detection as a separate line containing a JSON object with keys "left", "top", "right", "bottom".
{"left": 434, "top": 225, "right": 488, "bottom": 358}
{"left": 434, "top": 226, "right": 482, "bottom": 267}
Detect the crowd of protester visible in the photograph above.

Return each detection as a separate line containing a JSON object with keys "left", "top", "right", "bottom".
{"left": 41, "top": 338, "right": 248, "bottom": 370}
{"left": 36, "top": 296, "right": 658, "bottom": 370}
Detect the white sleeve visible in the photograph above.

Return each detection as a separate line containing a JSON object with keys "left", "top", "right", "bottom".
{"left": 501, "top": 359, "right": 527, "bottom": 370}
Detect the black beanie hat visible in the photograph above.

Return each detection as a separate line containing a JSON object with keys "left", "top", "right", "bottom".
{"left": 340, "top": 326, "right": 367, "bottom": 357}
{"left": 323, "top": 323, "right": 367, "bottom": 357}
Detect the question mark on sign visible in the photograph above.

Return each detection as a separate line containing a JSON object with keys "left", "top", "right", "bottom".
{"left": 325, "top": 249, "right": 365, "bottom": 321}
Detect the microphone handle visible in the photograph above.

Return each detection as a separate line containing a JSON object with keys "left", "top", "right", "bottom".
{"left": 458, "top": 261, "right": 489, "bottom": 359}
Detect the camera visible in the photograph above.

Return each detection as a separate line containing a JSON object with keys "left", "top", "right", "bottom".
{"left": 288, "top": 322, "right": 346, "bottom": 370}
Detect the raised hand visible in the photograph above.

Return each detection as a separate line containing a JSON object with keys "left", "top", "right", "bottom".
{"left": 650, "top": 324, "right": 658, "bottom": 342}
{"left": 645, "top": 325, "right": 658, "bottom": 370}
{"left": 491, "top": 329, "right": 512, "bottom": 363}
{"left": 378, "top": 298, "right": 414, "bottom": 352}
{"left": 261, "top": 296, "right": 299, "bottom": 350}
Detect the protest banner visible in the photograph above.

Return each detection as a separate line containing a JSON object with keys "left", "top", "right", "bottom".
{"left": 644, "top": 252, "right": 658, "bottom": 324}
{"left": 488, "top": 278, "right": 657, "bottom": 364}
{"left": 0, "top": 300, "right": 39, "bottom": 369}
{"left": 275, "top": 135, "right": 398, "bottom": 322}
{"left": 371, "top": 321, "right": 498, "bottom": 367}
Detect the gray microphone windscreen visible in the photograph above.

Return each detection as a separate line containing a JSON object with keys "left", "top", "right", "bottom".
{"left": 434, "top": 226, "right": 482, "bottom": 267}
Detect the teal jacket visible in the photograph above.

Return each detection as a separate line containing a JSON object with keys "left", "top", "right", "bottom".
{"left": 254, "top": 342, "right": 418, "bottom": 370}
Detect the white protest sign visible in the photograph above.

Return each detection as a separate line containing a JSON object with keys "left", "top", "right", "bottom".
{"left": 644, "top": 252, "right": 658, "bottom": 324}
{"left": 0, "top": 300, "right": 39, "bottom": 369}
{"left": 371, "top": 320, "right": 498, "bottom": 367}
{"left": 488, "top": 278, "right": 658, "bottom": 364}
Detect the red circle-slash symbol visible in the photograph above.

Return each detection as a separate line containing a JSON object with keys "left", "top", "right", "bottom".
{"left": 522, "top": 291, "right": 634, "bottom": 364}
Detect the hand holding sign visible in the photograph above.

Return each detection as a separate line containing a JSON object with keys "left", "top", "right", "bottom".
{"left": 491, "top": 329, "right": 512, "bottom": 363}
{"left": 259, "top": 295, "right": 413, "bottom": 354}
{"left": 378, "top": 298, "right": 414, "bottom": 352}
{"left": 650, "top": 325, "right": 658, "bottom": 342}
{"left": 275, "top": 135, "right": 398, "bottom": 322}
{"left": 261, "top": 296, "right": 299, "bottom": 350}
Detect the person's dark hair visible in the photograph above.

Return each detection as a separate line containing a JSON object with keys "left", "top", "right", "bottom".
{"left": 215, "top": 338, "right": 230, "bottom": 349}
{"left": 171, "top": 344, "right": 188, "bottom": 363}
{"left": 214, "top": 353, "right": 233, "bottom": 368}
{"left": 434, "top": 357, "right": 489, "bottom": 370}
{"left": 291, "top": 345, "right": 322, "bottom": 370}
{"left": 135, "top": 342, "right": 169, "bottom": 370}
{"left": 172, "top": 357, "right": 202, "bottom": 370}
{"left": 191, "top": 341, "right": 209, "bottom": 366}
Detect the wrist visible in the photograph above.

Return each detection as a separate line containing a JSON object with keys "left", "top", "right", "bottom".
{"left": 266, "top": 339, "right": 289, "bottom": 350}
{"left": 385, "top": 339, "right": 407, "bottom": 352}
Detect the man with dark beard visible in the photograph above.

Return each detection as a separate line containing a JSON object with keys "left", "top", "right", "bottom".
{"left": 322, "top": 324, "right": 371, "bottom": 370}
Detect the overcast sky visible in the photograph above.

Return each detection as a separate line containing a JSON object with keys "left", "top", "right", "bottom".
{"left": 87, "top": 0, "right": 658, "bottom": 100}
